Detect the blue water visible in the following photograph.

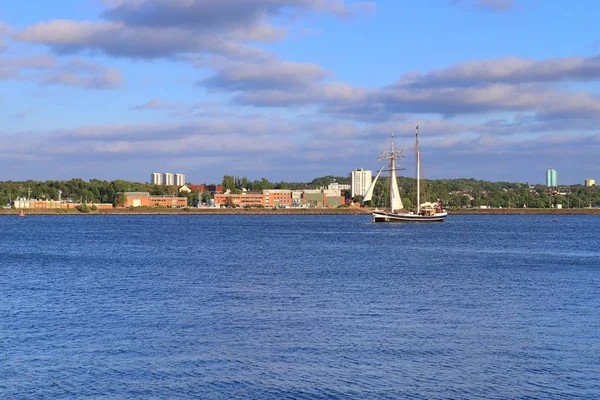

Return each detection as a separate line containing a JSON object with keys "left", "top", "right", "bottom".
{"left": 1, "top": 215, "right": 599, "bottom": 399}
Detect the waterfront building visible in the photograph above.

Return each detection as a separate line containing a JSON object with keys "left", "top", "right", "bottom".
{"left": 212, "top": 189, "right": 345, "bottom": 209}
{"left": 546, "top": 169, "right": 557, "bottom": 187}
{"left": 302, "top": 189, "right": 344, "bottom": 208}
{"left": 213, "top": 192, "right": 265, "bottom": 208}
{"left": 351, "top": 168, "right": 372, "bottom": 198}
{"left": 263, "top": 189, "right": 293, "bottom": 208}
{"left": 585, "top": 179, "right": 595, "bottom": 187}
{"left": 291, "top": 190, "right": 304, "bottom": 207}
{"left": 13, "top": 199, "right": 112, "bottom": 209}
{"left": 123, "top": 192, "right": 187, "bottom": 208}
{"left": 151, "top": 172, "right": 162, "bottom": 185}
{"left": 164, "top": 172, "right": 175, "bottom": 186}
{"left": 175, "top": 173, "right": 186, "bottom": 186}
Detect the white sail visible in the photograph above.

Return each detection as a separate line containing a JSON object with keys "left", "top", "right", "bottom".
{"left": 390, "top": 162, "right": 403, "bottom": 212}
{"left": 362, "top": 167, "right": 383, "bottom": 204}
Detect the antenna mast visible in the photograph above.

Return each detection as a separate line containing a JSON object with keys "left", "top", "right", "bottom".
{"left": 378, "top": 134, "right": 405, "bottom": 211}
{"left": 416, "top": 126, "right": 420, "bottom": 215}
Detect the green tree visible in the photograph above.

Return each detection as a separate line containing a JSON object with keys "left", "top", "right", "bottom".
{"left": 222, "top": 175, "right": 236, "bottom": 191}
{"left": 114, "top": 193, "right": 127, "bottom": 207}
{"left": 201, "top": 191, "right": 212, "bottom": 203}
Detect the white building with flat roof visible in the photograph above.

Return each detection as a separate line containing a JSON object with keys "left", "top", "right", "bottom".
{"left": 351, "top": 168, "right": 372, "bottom": 198}
{"left": 164, "top": 172, "right": 175, "bottom": 186}
{"left": 151, "top": 172, "right": 162, "bottom": 185}
{"left": 175, "top": 173, "right": 186, "bottom": 186}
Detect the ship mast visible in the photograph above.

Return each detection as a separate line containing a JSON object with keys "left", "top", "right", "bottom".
{"left": 416, "top": 126, "right": 420, "bottom": 215}
{"left": 378, "top": 134, "right": 404, "bottom": 212}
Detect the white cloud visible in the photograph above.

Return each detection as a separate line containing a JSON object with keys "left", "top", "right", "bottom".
{"left": 15, "top": 1, "right": 375, "bottom": 59}
{"left": 0, "top": 53, "right": 124, "bottom": 89}
{"left": 399, "top": 55, "right": 600, "bottom": 87}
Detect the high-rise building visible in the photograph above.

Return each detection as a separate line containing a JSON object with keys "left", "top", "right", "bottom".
{"left": 151, "top": 172, "right": 162, "bottom": 185}
{"left": 585, "top": 179, "right": 595, "bottom": 187}
{"left": 351, "top": 168, "right": 372, "bottom": 198}
{"left": 164, "top": 172, "right": 175, "bottom": 186}
{"left": 175, "top": 173, "right": 186, "bottom": 186}
{"left": 546, "top": 168, "right": 557, "bottom": 187}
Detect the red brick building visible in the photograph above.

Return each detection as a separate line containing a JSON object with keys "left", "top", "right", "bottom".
{"left": 213, "top": 192, "right": 265, "bottom": 208}
{"left": 13, "top": 199, "right": 113, "bottom": 209}
{"left": 264, "top": 189, "right": 293, "bottom": 208}
{"left": 123, "top": 192, "right": 187, "bottom": 208}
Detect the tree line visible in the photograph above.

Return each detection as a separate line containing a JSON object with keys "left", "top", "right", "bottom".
{"left": 0, "top": 179, "right": 183, "bottom": 207}
{"left": 220, "top": 175, "right": 350, "bottom": 193}
{"left": 363, "top": 177, "right": 600, "bottom": 209}
{"left": 1, "top": 176, "right": 598, "bottom": 209}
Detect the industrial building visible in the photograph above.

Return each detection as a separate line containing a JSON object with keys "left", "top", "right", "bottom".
{"left": 12, "top": 199, "right": 113, "bottom": 209}
{"left": 303, "top": 189, "right": 344, "bottom": 208}
{"left": 122, "top": 192, "right": 187, "bottom": 208}
{"left": 213, "top": 189, "right": 345, "bottom": 208}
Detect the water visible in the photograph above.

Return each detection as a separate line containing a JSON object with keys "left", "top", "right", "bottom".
{"left": 1, "top": 215, "right": 599, "bottom": 399}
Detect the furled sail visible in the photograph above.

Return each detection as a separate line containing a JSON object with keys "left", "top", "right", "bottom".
{"left": 362, "top": 168, "right": 383, "bottom": 204}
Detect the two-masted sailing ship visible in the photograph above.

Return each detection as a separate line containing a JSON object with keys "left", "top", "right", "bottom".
{"left": 363, "top": 126, "right": 447, "bottom": 223}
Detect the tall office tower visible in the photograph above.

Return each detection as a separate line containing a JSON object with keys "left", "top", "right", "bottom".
{"left": 151, "top": 172, "right": 162, "bottom": 185}
{"left": 546, "top": 169, "right": 557, "bottom": 187}
{"left": 175, "top": 173, "right": 186, "bottom": 186}
{"left": 351, "top": 168, "right": 372, "bottom": 198}
{"left": 164, "top": 172, "right": 175, "bottom": 186}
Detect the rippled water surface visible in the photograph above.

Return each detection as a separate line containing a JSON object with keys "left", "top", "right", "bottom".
{"left": 1, "top": 214, "right": 599, "bottom": 399}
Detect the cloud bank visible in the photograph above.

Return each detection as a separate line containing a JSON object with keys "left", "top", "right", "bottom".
{"left": 16, "top": 0, "right": 375, "bottom": 59}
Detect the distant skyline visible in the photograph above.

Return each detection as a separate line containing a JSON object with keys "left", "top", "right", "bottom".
{"left": 1, "top": 0, "right": 600, "bottom": 185}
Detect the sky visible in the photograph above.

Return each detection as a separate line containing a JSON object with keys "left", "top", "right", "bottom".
{"left": 1, "top": 0, "right": 599, "bottom": 185}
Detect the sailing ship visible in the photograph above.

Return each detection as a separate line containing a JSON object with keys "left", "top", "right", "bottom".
{"left": 363, "top": 126, "right": 447, "bottom": 223}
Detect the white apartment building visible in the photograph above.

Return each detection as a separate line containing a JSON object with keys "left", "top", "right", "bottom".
{"left": 164, "top": 172, "right": 175, "bottom": 186}
{"left": 151, "top": 172, "right": 163, "bottom": 185}
{"left": 351, "top": 168, "right": 372, "bottom": 198}
{"left": 175, "top": 173, "right": 186, "bottom": 186}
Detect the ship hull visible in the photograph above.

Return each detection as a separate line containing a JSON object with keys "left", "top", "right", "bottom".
{"left": 372, "top": 210, "right": 447, "bottom": 223}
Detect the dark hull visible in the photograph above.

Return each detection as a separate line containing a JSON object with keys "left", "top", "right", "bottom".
{"left": 372, "top": 210, "right": 446, "bottom": 223}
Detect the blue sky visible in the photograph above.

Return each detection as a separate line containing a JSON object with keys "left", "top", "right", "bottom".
{"left": 1, "top": 0, "right": 599, "bottom": 185}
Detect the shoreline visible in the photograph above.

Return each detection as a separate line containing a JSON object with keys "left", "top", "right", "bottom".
{"left": 2, "top": 208, "right": 599, "bottom": 216}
